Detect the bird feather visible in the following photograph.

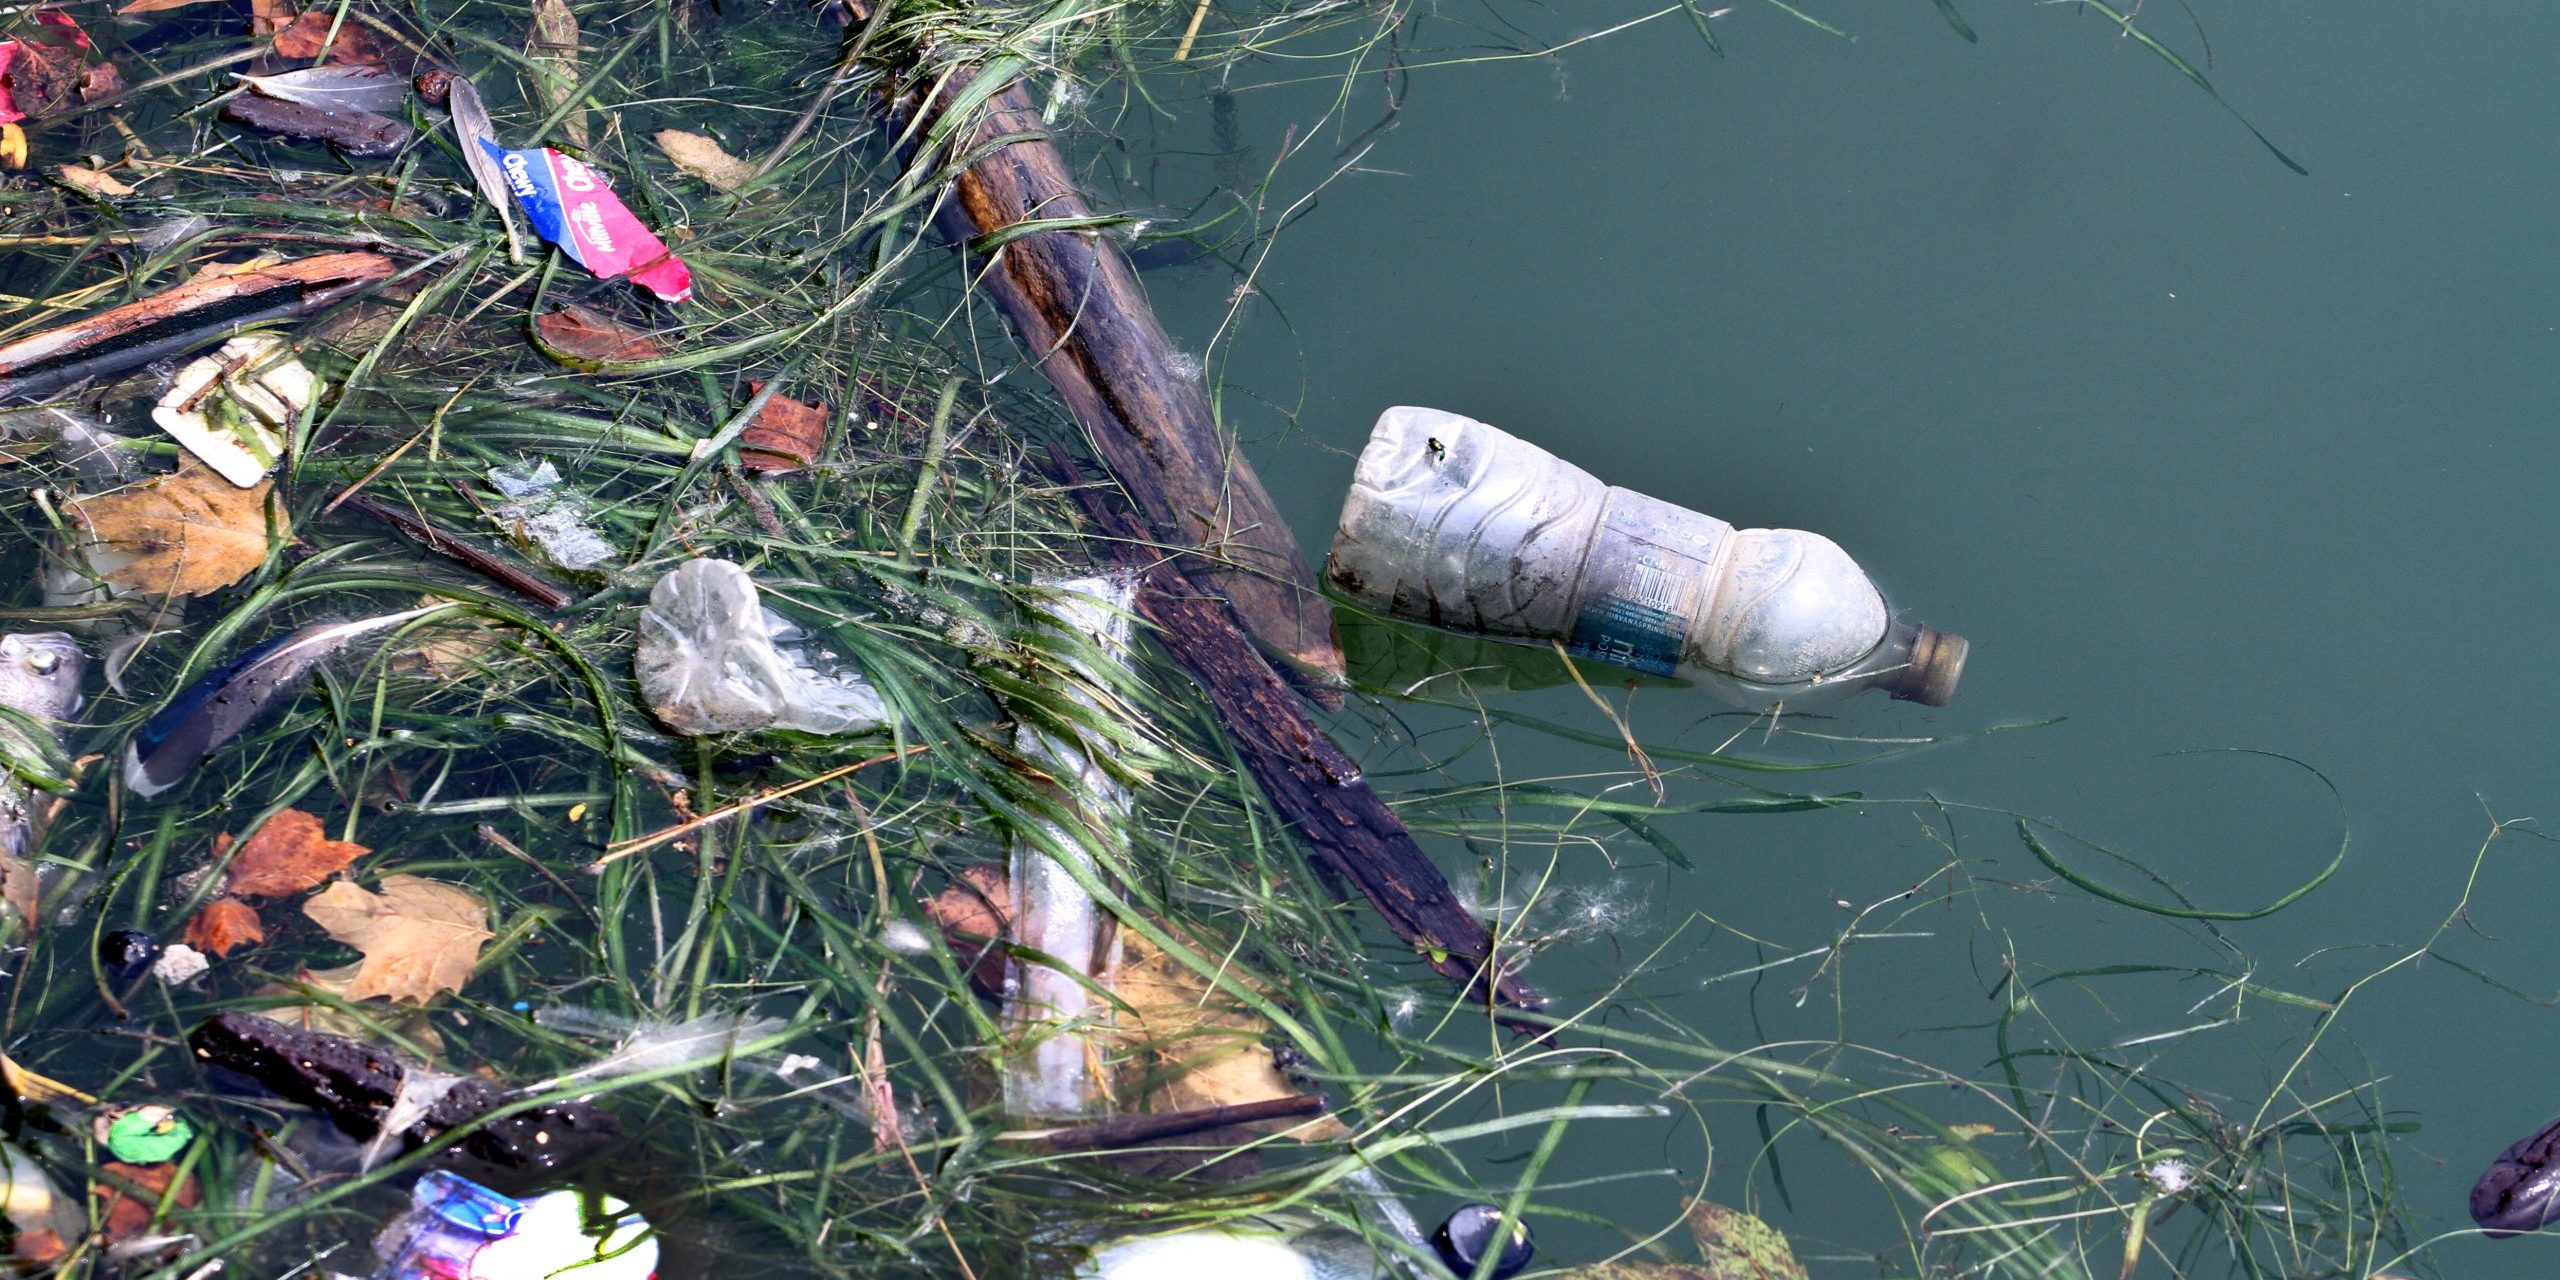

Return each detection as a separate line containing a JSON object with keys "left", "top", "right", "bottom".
{"left": 124, "top": 606, "right": 450, "bottom": 798}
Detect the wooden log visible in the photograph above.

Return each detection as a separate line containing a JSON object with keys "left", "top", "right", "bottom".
{"left": 918, "top": 67, "right": 1344, "bottom": 685}
{"left": 852, "top": 28, "right": 1537, "bottom": 1017}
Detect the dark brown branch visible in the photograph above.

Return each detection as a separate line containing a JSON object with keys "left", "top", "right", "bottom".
{"left": 917, "top": 65, "right": 1343, "bottom": 685}
{"left": 333, "top": 492, "right": 573, "bottom": 611}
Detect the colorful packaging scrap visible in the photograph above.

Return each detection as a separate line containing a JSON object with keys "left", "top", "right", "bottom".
{"left": 477, "top": 142, "right": 691, "bottom": 303}
{"left": 374, "top": 1170, "right": 657, "bottom": 1280}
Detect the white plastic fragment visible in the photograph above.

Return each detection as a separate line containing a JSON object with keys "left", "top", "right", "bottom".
{"left": 634, "top": 558, "right": 888, "bottom": 736}
{"left": 487, "top": 461, "right": 614, "bottom": 570}
{"left": 150, "top": 943, "right": 208, "bottom": 984}
{"left": 149, "top": 334, "right": 311, "bottom": 487}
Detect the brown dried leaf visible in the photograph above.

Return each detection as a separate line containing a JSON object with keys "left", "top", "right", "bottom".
{"left": 270, "top": 11, "right": 387, "bottom": 64}
{"left": 182, "top": 896, "right": 264, "bottom": 957}
{"left": 55, "top": 164, "right": 133, "bottom": 196}
{"left": 65, "top": 470, "right": 283, "bottom": 597}
{"left": 924, "top": 862, "right": 1010, "bottom": 993}
{"left": 533, "top": 304, "right": 663, "bottom": 364}
{"left": 221, "top": 808, "right": 366, "bottom": 897}
{"left": 249, "top": 0, "right": 293, "bottom": 35}
{"left": 92, "top": 1161, "right": 199, "bottom": 1242}
{"left": 14, "top": 1228, "right": 64, "bottom": 1264}
{"left": 655, "top": 129, "right": 757, "bottom": 193}
{"left": 740, "top": 380, "right": 828, "bottom": 474}
{"left": 301, "top": 874, "right": 489, "bottom": 1005}
{"left": 115, "top": 0, "right": 219, "bottom": 12}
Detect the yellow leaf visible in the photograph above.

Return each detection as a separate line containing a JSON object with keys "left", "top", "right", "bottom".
{"left": 56, "top": 165, "right": 134, "bottom": 197}
{"left": 1, "top": 1053, "right": 93, "bottom": 1106}
{"left": 300, "top": 874, "right": 491, "bottom": 1005}
{"left": 0, "top": 125, "right": 26, "bottom": 170}
{"left": 1111, "top": 931, "right": 1347, "bottom": 1141}
{"left": 527, "top": 0, "right": 585, "bottom": 148}
{"left": 65, "top": 470, "right": 285, "bottom": 597}
{"left": 655, "top": 129, "right": 758, "bottom": 193}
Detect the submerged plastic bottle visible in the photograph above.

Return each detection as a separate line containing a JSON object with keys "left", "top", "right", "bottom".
{"left": 1326, "top": 407, "right": 1965, "bottom": 708}
{"left": 372, "top": 1170, "right": 657, "bottom": 1280}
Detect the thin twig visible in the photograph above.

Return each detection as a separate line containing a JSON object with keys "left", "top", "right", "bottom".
{"left": 587, "top": 745, "right": 931, "bottom": 871}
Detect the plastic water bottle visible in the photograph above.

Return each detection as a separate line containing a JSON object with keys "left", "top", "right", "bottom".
{"left": 1326, "top": 407, "right": 1965, "bottom": 708}
{"left": 372, "top": 1170, "right": 657, "bottom": 1280}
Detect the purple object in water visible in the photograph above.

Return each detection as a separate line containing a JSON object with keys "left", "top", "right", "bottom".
{"left": 2473, "top": 1113, "right": 2560, "bottom": 1236}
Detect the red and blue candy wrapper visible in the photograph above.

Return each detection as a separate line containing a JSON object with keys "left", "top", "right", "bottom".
{"left": 478, "top": 141, "right": 692, "bottom": 303}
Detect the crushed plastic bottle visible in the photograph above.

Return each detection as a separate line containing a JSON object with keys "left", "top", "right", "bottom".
{"left": 372, "top": 1170, "right": 657, "bottom": 1280}
{"left": 0, "top": 1143, "right": 81, "bottom": 1265}
{"left": 1000, "top": 575, "right": 1136, "bottom": 1120}
{"left": 1327, "top": 407, "right": 1966, "bottom": 709}
{"left": 635, "top": 558, "right": 888, "bottom": 735}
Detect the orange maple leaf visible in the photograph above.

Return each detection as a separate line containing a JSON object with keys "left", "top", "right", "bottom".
{"left": 221, "top": 809, "right": 366, "bottom": 898}
{"left": 182, "top": 897, "right": 265, "bottom": 957}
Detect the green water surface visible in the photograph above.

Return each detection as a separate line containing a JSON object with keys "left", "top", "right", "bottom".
{"left": 1132, "top": 2, "right": 2560, "bottom": 1273}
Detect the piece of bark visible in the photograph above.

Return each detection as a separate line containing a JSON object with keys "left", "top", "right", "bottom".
{"left": 223, "top": 91, "right": 410, "bottom": 156}
{"left": 0, "top": 252, "right": 392, "bottom": 403}
{"left": 907, "top": 62, "right": 1342, "bottom": 685}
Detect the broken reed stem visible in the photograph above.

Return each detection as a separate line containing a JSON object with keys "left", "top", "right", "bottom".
{"left": 1021, "top": 1094, "right": 1328, "bottom": 1152}
{"left": 895, "top": 375, "right": 960, "bottom": 559}
{"left": 1173, "top": 0, "right": 1214, "bottom": 61}
{"left": 587, "top": 745, "right": 931, "bottom": 871}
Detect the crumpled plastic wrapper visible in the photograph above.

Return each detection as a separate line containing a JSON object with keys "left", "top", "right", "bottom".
{"left": 635, "top": 558, "right": 887, "bottom": 736}
{"left": 488, "top": 461, "right": 613, "bottom": 571}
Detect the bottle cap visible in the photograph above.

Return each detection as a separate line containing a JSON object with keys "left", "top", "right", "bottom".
{"left": 1893, "top": 627, "right": 1967, "bottom": 707}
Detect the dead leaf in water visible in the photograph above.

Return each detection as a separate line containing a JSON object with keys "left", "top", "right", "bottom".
{"left": 56, "top": 164, "right": 133, "bottom": 196}
{"left": 740, "top": 379, "right": 827, "bottom": 473}
{"left": 221, "top": 807, "right": 367, "bottom": 897}
{"left": 301, "top": 874, "right": 490, "bottom": 1004}
{"left": 534, "top": 304, "right": 664, "bottom": 364}
{"left": 93, "top": 1161, "right": 199, "bottom": 1242}
{"left": 270, "top": 10, "right": 388, "bottom": 64}
{"left": 527, "top": 0, "right": 584, "bottom": 147}
{"left": 182, "top": 896, "right": 264, "bottom": 957}
{"left": 66, "top": 470, "right": 283, "bottom": 598}
{"left": 656, "top": 129, "right": 758, "bottom": 193}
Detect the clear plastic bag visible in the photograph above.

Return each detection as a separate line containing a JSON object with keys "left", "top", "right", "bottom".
{"left": 635, "top": 558, "right": 887, "bottom": 735}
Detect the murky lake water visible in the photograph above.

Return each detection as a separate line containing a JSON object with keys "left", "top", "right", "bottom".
{"left": 1139, "top": 2, "right": 2560, "bottom": 1272}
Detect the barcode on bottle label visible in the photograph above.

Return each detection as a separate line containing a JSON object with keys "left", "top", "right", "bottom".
{"left": 1567, "top": 503, "right": 1710, "bottom": 676}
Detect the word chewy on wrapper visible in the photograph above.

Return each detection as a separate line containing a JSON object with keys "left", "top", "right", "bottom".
{"left": 479, "top": 142, "right": 692, "bottom": 303}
